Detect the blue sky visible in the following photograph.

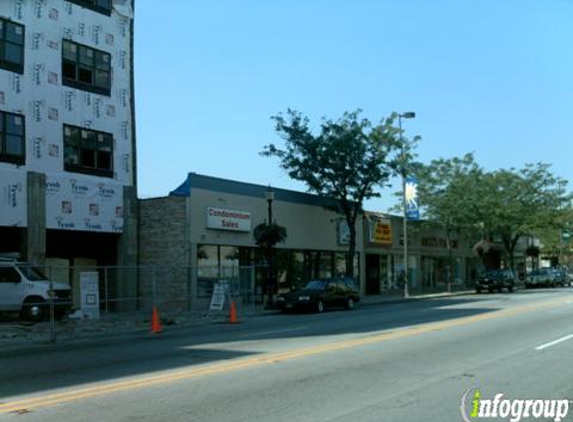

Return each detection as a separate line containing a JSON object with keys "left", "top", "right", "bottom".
{"left": 134, "top": 0, "right": 572, "bottom": 212}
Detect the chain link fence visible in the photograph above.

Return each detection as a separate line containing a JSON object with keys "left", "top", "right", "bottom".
{"left": 0, "top": 263, "right": 262, "bottom": 344}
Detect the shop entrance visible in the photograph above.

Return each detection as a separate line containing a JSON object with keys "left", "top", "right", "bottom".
{"left": 365, "top": 254, "right": 381, "bottom": 295}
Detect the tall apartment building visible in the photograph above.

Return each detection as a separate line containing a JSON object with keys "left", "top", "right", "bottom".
{"left": 0, "top": 0, "right": 137, "bottom": 299}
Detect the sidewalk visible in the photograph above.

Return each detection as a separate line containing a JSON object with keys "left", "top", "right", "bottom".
{"left": 359, "top": 289, "right": 474, "bottom": 306}
{"left": 0, "top": 289, "right": 475, "bottom": 352}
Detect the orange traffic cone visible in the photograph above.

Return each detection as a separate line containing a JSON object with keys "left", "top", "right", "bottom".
{"left": 229, "top": 300, "right": 238, "bottom": 324}
{"left": 151, "top": 306, "right": 163, "bottom": 334}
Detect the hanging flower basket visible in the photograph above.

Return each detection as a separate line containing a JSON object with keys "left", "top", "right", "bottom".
{"left": 253, "top": 223, "right": 287, "bottom": 247}
{"left": 526, "top": 245, "right": 540, "bottom": 257}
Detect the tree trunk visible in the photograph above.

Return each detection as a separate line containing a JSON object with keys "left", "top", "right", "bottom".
{"left": 446, "top": 228, "right": 453, "bottom": 293}
{"left": 346, "top": 221, "right": 356, "bottom": 278}
{"left": 502, "top": 234, "right": 520, "bottom": 272}
{"left": 508, "top": 235, "right": 520, "bottom": 272}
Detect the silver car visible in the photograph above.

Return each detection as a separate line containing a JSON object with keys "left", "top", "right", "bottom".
{"left": 525, "top": 268, "right": 556, "bottom": 289}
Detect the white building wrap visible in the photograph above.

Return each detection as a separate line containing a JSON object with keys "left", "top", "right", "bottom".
{"left": 0, "top": 0, "right": 133, "bottom": 233}
{"left": 45, "top": 173, "right": 123, "bottom": 233}
{"left": 0, "top": 169, "right": 27, "bottom": 227}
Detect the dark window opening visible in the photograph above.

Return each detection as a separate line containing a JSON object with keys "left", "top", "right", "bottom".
{"left": 66, "top": 0, "right": 112, "bottom": 16}
{"left": 63, "top": 124, "right": 114, "bottom": 177}
{"left": 0, "top": 18, "right": 25, "bottom": 74}
{"left": 62, "top": 40, "right": 111, "bottom": 96}
{"left": 0, "top": 111, "right": 25, "bottom": 165}
{"left": 78, "top": 67, "right": 93, "bottom": 84}
{"left": 62, "top": 61, "right": 76, "bottom": 80}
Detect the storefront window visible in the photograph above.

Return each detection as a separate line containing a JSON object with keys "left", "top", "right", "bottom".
{"left": 380, "top": 255, "right": 391, "bottom": 290}
{"left": 305, "top": 251, "right": 319, "bottom": 280}
{"left": 393, "top": 255, "right": 417, "bottom": 288}
{"left": 264, "top": 250, "right": 307, "bottom": 292}
{"left": 198, "top": 245, "right": 363, "bottom": 298}
{"left": 421, "top": 256, "right": 436, "bottom": 289}
{"left": 333, "top": 252, "right": 360, "bottom": 284}
{"left": 197, "top": 245, "right": 218, "bottom": 275}
{"left": 238, "top": 247, "right": 252, "bottom": 267}
{"left": 319, "top": 251, "right": 333, "bottom": 279}
{"left": 290, "top": 251, "right": 305, "bottom": 288}
{"left": 197, "top": 245, "right": 242, "bottom": 298}
{"left": 219, "top": 246, "right": 239, "bottom": 278}
{"left": 420, "top": 256, "right": 467, "bottom": 289}
{"left": 334, "top": 252, "right": 346, "bottom": 277}
{"left": 276, "top": 250, "right": 290, "bottom": 293}
{"left": 254, "top": 248, "right": 268, "bottom": 300}
{"left": 197, "top": 245, "right": 218, "bottom": 298}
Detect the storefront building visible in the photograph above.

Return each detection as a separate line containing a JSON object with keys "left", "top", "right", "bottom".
{"left": 139, "top": 173, "right": 364, "bottom": 308}
{"left": 363, "top": 213, "right": 480, "bottom": 295}
{"left": 140, "top": 173, "right": 485, "bottom": 311}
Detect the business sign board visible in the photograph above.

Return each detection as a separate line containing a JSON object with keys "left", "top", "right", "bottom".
{"left": 369, "top": 217, "right": 392, "bottom": 244}
{"left": 0, "top": 169, "right": 26, "bottom": 227}
{"left": 45, "top": 174, "right": 124, "bottom": 233}
{"left": 207, "top": 207, "right": 251, "bottom": 232}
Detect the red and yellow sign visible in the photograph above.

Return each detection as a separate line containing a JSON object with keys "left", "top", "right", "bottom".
{"left": 369, "top": 218, "right": 392, "bottom": 244}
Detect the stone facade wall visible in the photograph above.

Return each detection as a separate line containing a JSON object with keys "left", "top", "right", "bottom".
{"left": 138, "top": 196, "right": 191, "bottom": 314}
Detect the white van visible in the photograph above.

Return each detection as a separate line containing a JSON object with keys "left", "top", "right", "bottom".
{"left": 0, "top": 258, "right": 72, "bottom": 321}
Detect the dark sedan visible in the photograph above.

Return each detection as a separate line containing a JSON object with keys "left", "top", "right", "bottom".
{"left": 275, "top": 278, "right": 360, "bottom": 313}
{"left": 476, "top": 269, "right": 516, "bottom": 293}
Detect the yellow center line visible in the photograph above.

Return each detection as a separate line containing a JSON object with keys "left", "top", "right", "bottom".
{"left": 1, "top": 295, "right": 572, "bottom": 414}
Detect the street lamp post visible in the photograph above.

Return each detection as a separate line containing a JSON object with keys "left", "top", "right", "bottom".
{"left": 399, "top": 112, "right": 416, "bottom": 298}
{"left": 265, "top": 186, "right": 275, "bottom": 309}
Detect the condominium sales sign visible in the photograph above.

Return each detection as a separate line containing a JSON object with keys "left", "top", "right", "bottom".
{"left": 207, "top": 207, "right": 251, "bottom": 232}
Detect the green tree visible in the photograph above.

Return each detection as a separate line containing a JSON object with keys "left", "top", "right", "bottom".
{"left": 481, "top": 164, "right": 570, "bottom": 271}
{"left": 414, "top": 153, "right": 483, "bottom": 289}
{"left": 262, "top": 109, "right": 410, "bottom": 277}
{"left": 415, "top": 155, "right": 569, "bottom": 274}
{"left": 253, "top": 222, "right": 288, "bottom": 303}
{"left": 533, "top": 182, "right": 573, "bottom": 265}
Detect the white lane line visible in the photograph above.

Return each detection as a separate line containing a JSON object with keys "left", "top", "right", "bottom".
{"left": 535, "top": 334, "right": 573, "bottom": 351}
{"left": 239, "top": 326, "right": 309, "bottom": 338}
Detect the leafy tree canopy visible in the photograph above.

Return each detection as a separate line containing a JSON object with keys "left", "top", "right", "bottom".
{"left": 415, "top": 156, "right": 571, "bottom": 270}
{"left": 262, "top": 109, "right": 415, "bottom": 276}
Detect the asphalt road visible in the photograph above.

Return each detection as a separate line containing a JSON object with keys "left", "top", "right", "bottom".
{"left": 2, "top": 289, "right": 573, "bottom": 421}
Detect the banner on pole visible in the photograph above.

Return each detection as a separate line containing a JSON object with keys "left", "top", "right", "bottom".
{"left": 405, "top": 176, "right": 420, "bottom": 221}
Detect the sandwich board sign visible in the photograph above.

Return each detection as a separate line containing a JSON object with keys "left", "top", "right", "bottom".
{"left": 209, "top": 280, "right": 229, "bottom": 311}
{"left": 80, "top": 272, "right": 100, "bottom": 320}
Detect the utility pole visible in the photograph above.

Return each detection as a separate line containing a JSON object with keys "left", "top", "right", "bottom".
{"left": 399, "top": 112, "right": 416, "bottom": 298}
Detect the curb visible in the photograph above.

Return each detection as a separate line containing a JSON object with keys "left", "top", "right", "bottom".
{"left": 0, "top": 290, "right": 475, "bottom": 355}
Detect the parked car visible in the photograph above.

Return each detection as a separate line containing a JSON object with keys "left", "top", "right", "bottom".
{"left": 0, "top": 258, "right": 72, "bottom": 321}
{"left": 549, "top": 268, "right": 569, "bottom": 287}
{"left": 525, "top": 268, "right": 556, "bottom": 289}
{"left": 475, "top": 269, "right": 516, "bottom": 293}
{"left": 275, "top": 278, "right": 360, "bottom": 313}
